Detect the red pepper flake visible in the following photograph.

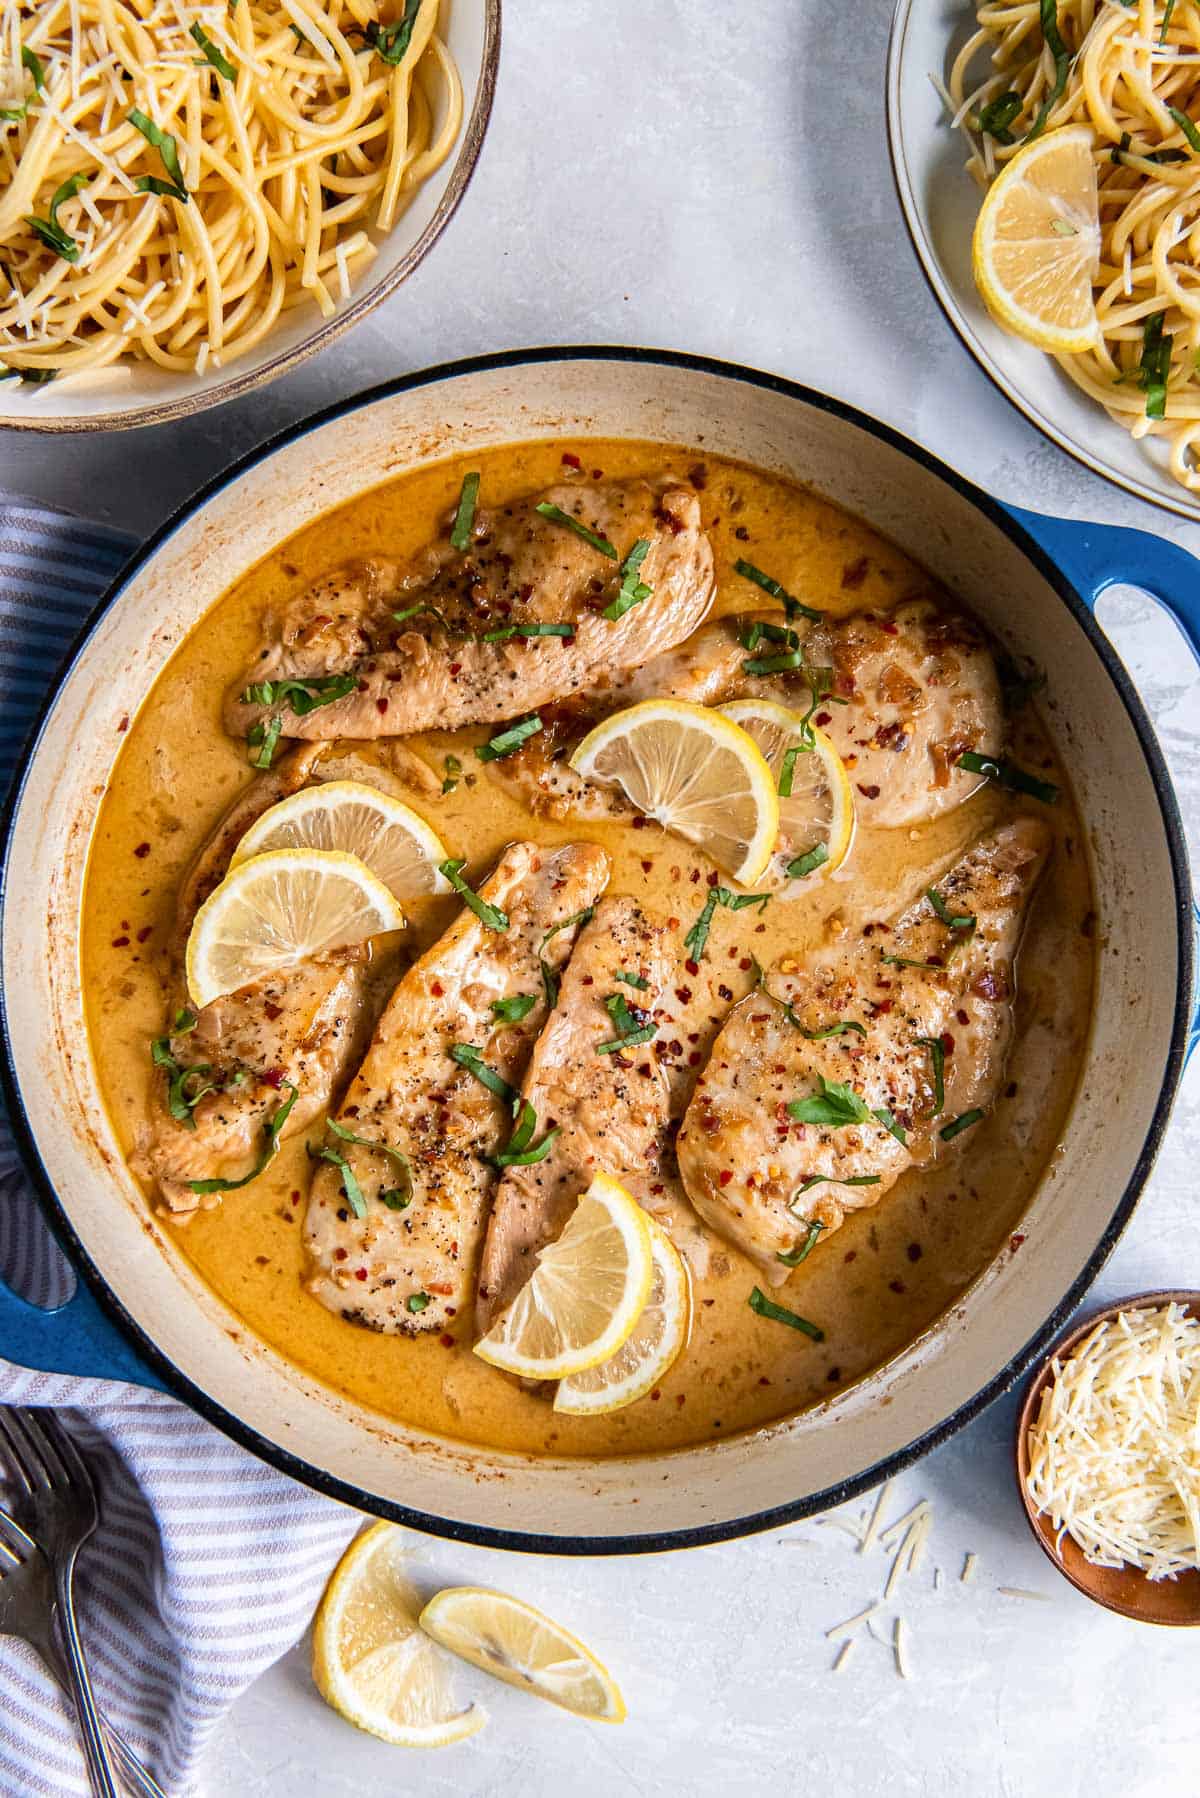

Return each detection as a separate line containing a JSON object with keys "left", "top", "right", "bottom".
{"left": 738, "top": 956, "right": 752, "bottom": 971}
{"left": 631, "top": 816, "right": 646, "bottom": 830}
{"left": 111, "top": 935, "right": 130, "bottom": 948}
{"left": 136, "top": 926, "right": 153, "bottom": 943}
{"left": 581, "top": 974, "right": 594, "bottom": 987}
{"left": 262, "top": 1067, "right": 284, "bottom": 1088}
{"left": 857, "top": 783, "right": 881, "bottom": 800}
{"left": 650, "top": 1388, "right": 662, "bottom": 1402}
{"left": 675, "top": 986, "right": 693, "bottom": 1004}
{"left": 133, "top": 841, "right": 151, "bottom": 859}
{"left": 940, "top": 1032, "right": 955, "bottom": 1054}
{"left": 841, "top": 555, "right": 869, "bottom": 590}
{"left": 440, "top": 1333, "right": 456, "bottom": 1349}
{"left": 734, "top": 525, "right": 750, "bottom": 541}
{"left": 889, "top": 1278, "right": 907, "bottom": 1295}
{"left": 906, "top": 1242, "right": 923, "bottom": 1263}
{"left": 376, "top": 697, "right": 389, "bottom": 716}
{"left": 641, "top": 860, "right": 653, "bottom": 874}
{"left": 685, "top": 958, "right": 700, "bottom": 977}
{"left": 719, "top": 1169, "right": 734, "bottom": 1186}
{"left": 430, "top": 980, "right": 444, "bottom": 997}
{"left": 448, "top": 662, "right": 462, "bottom": 676}
{"left": 591, "top": 468, "right": 604, "bottom": 480}
{"left": 1005, "top": 1081, "right": 1018, "bottom": 1099}
{"left": 355, "top": 1268, "right": 368, "bottom": 1282}
{"left": 334, "top": 1247, "right": 348, "bottom": 1262}
{"left": 844, "top": 1250, "right": 857, "bottom": 1263}
{"left": 676, "top": 1393, "right": 687, "bottom": 1406}
{"left": 688, "top": 463, "right": 708, "bottom": 489}
{"left": 117, "top": 715, "right": 130, "bottom": 733}
{"left": 561, "top": 451, "right": 582, "bottom": 469}
{"left": 1010, "top": 1232, "right": 1026, "bottom": 1252}
{"left": 290, "top": 1190, "right": 301, "bottom": 1203}
{"left": 956, "top": 1008, "right": 969, "bottom": 1026}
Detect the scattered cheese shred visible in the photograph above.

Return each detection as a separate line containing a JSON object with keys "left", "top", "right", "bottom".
{"left": 826, "top": 1603, "right": 881, "bottom": 1641}
{"left": 1025, "top": 1303, "right": 1200, "bottom": 1582}
{"left": 961, "top": 1552, "right": 978, "bottom": 1584}
{"left": 833, "top": 1639, "right": 855, "bottom": 1673}
{"left": 859, "top": 1478, "right": 895, "bottom": 1555}
{"left": 894, "top": 1616, "right": 910, "bottom": 1680}
{"left": 996, "top": 1587, "right": 1052, "bottom": 1601}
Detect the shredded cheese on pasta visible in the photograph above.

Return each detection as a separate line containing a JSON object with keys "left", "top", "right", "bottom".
{"left": 1025, "top": 1302, "right": 1200, "bottom": 1581}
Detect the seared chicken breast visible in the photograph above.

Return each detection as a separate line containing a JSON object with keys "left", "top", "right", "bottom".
{"left": 498, "top": 598, "right": 1003, "bottom": 830}
{"left": 135, "top": 956, "right": 372, "bottom": 1216}
{"left": 304, "top": 841, "right": 610, "bottom": 1335}
{"left": 475, "top": 898, "right": 675, "bottom": 1334}
{"left": 677, "top": 818, "right": 1050, "bottom": 1278}
{"left": 225, "top": 479, "right": 715, "bottom": 744}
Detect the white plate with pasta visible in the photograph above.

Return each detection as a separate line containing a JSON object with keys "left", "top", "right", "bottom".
{"left": 0, "top": 0, "right": 500, "bottom": 431}
{"left": 888, "top": 0, "right": 1200, "bottom": 518}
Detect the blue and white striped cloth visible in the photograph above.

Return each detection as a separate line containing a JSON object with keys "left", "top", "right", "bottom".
{"left": 0, "top": 502, "right": 359, "bottom": 1797}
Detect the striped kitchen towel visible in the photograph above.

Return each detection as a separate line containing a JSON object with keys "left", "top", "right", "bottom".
{"left": 0, "top": 501, "right": 360, "bottom": 1797}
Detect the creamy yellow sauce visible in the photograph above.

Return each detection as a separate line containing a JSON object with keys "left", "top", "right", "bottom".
{"left": 81, "top": 440, "right": 1095, "bottom": 1457}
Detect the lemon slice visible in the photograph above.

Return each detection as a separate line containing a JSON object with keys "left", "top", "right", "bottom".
{"left": 185, "top": 848, "right": 405, "bottom": 1009}
{"left": 419, "top": 1587, "right": 625, "bottom": 1723}
{"left": 473, "top": 1172, "right": 654, "bottom": 1379}
{"left": 972, "top": 124, "right": 1100, "bottom": 352}
{"left": 554, "top": 1215, "right": 690, "bottom": 1415}
{"left": 719, "top": 699, "right": 854, "bottom": 888}
{"left": 312, "top": 1522, "right": 486, "bottom": 1748}
{"left": 229, "top": 781, "right": 451, "bottom": 901}
{"left": 568, "top": 699, "right": 779, "bottom": 885}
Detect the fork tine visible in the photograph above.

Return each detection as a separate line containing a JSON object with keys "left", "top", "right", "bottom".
{"left": 0, "top": 1503, "right": 37, "bottom": 1563}
{"left": 23, "top": 1408, "right": 94, "bottom": 1499}
{"left": 0, "top": 1409, "right": 39, "bottom": 1494}
{"left": 7, "top": 1408, "right": 69, "bottom": 1489}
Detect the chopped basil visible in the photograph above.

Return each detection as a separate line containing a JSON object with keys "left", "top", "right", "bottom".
{"left": 378, "top": 1188, "right": 411, "bottom": 1211}
{"left": 597, "top": 991, "right": 658, "bottom": 1054}
{"left": 312, "top": 1142, "right": 366, "bottom": 1217}
{"left": 978, "top": 90, "right": 1022, "bottom": 144}
{"left": 482, "top": 622, "right": 574, "bottom": 641}
{"left": 788, "top": 1076, "right": 905, "bottom": 1148}
{"left": 734, "top": 559, "right": 822, "bottom": 623}
{"left": 129, "top": 108, "right": 189, "bottom": 203}
{"left": 603, "top": 539, "right": 653, "bottom": 621}
{"left": 184, "top": 1082, "right": 298, "bottom": 1192}
{"left": 538, "top": 905, "right": 595, "bottom": 1008}
{"left": 795, "top": 1175, "right": 881, "bottom": 1194}
{"left": 166, "top": 1063, "right": 217, "bottom": 1128}
{"left": 393, "top": 601, "right": 460, "bottom": 634}
{"left": 534, "top": 501, "right": 617, "bottom": 560}
{"left": 189, "top": 22, "right": 236, "bottom": 77}
{"left": 492, "top": 1100, "right": 560, "bottom": 1167}
{"left": 476, "top": 714, "right": 542, "bottom": 762}
{"left": 784, "top": 1011, "right": 866, "bottom": 1041}
{"left": 2, "top": 46, "right": 44, "bottom": 120}
{"left": 1134, "top": 311, "right": 1173, "bottom": 421}
{"left": 240, "top": 673, "right": 357, "bottom": 716}
{"left": 786, "top": 842, "right": 829, "bottom": 880}
{"left": 748, "top": 1286, "right": 824, "bottom": 1339}
{"left": 450, "top": 1042, "right": 518, "bottom": 1108}
{"left": 1167, "top": 106, "right": 1200, "bottom": 153}
{"left": 776, "top": 1219, "right": 825, "bottom": 1266}
{"left": 326, "top": 1117, "right": 414, "bottom": 1208}
{"left": 449, "top": 469, "right": 480, "bottom": 551}
{"left": 916, "top": 1035, "right": 946, "bottom": 1114}
{"left": 740, "top": 619, "right": 799, "bottom": 654}
{"left": 1023, "top": 0, "right": 1070, "bottom": 143}
{"left": 683, "top": 886, "right": 771, "bottom": 961}
{"left": 742, "top": 650, "right": 804, "bottom": 676}
{"left": 442, "top": 753, "right": 462, "bottom": 794}
{"left": 956, "top": 750, "right": 1059, "bottom": 804}
{"left": 1161, "top": 0, "right": 1178, "bottom": 44}
{"left": 25, "top": 175, "right": 88, "bottom": 262}
{"left": 614, "top": 970, "right": 650, "bottom": 989}
{"left": 406, "top": 1290, "right": 431, "bottom": 1314}
{"left": 596, "top": 1023, "right": 657, "bottom": 1054}
{"left": 881, "top": 952, "right": 945, "bottom": 972}
{"left": 926, "top": 886, "right": 976, "bottom": 934}
{"left": 367, "top": 0, "right": 421, "bottom": 65}
{"left": 491, "top": 993, "right": 537, "bottom": 1023}
{"left": 440, "top": 858, "right": 509, "bottom": 931}
{"left": 940, "top": 1108, "right": 984, "bottom": 1142}
{"left": 247, "top": 714, "right": 282, "bottom": 769}
{"left": 778, "top": 742, "right": 804, "bottom": 798}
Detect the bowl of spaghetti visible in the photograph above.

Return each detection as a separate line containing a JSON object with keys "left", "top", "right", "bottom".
{"left": 888, "top": 0, "right": 1200, "bottom": 518}
{"left": 0, "top": 0, "right": 500, "bottom": 432}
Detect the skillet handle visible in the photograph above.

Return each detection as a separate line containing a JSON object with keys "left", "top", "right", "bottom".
{"left": 0, "top": 1268, "right": 166, "bottom": 1392}
{"left": 1003, "top": 504, "right": 1200, "bottom": 1064}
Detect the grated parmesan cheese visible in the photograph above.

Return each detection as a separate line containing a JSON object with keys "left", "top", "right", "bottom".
{"left": 1025, "top": 1303, "right": 1200, "bottom": 1581}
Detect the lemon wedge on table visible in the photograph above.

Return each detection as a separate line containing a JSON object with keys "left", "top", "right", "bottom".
{"left": 972, "top": 124, "right": 1100, "bottom": 353}
{"left": 229, "top": 780, "right": 451, "bottom": 900}
{"left": 554, "top": 1214, "right": 690, "bottom": 1416}
{"left": 474, "top": 1171, "right": 654, "bottom": 1380}
{"left": 312, "top": 1522, "right": 486, "bottom": 1748}
{"left": 568, "top": 698, "right": 779, "bottom": 885}
{"left": 719, "top": 698, "right": 854, "bottom": 886}
{"left": 420, "top": 1587, "right": 626, "bottom": 1723}
{"left": 185, "top": 847, "right": 405, "bottom": 1009}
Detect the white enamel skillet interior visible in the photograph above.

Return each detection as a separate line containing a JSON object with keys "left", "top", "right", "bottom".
{"left": 0, "top": 349, "right": 1196, "bottom": 1554}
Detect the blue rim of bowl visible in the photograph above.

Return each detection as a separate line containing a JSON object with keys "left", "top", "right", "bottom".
{"left": 0, "top": 0, "right": 502, "bottom": 435}
{"left": 884, "top": 0, "right": 1200, "bottom": 524}
{"left": 0, "top": 345, "right": 1192, "bottom": 1555}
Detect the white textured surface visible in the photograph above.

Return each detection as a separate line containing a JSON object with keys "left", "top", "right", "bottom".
{"left": 4, "top": 0, "right": 1199, "bottom": 1792}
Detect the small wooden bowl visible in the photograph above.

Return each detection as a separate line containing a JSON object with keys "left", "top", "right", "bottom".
{"left": 1015, "top": 1289, "right": 1200, "bottom": 1626}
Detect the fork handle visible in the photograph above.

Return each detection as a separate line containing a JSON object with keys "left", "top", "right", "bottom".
{"left": 53, "top": 1568, "right": 123, "bottom": 1798}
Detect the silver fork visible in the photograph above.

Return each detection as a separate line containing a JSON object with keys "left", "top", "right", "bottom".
{"left": 0, "top": 1407, "right": 158, "bottom": 1798}
{"left": 0, "top": 1508, "right": 168, "bottom": 1797}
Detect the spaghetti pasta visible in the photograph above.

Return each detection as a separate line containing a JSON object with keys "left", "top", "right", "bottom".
{"left": 948, "top": 0, "right": 1200, "bottom": 492}
{"left": 0, "top": 0, "right": 463, "bottom": 383}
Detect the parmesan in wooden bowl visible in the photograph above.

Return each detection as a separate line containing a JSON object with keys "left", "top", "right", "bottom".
{"left": 1016, "top": 1292, "right": 1200, "bottom": 1625}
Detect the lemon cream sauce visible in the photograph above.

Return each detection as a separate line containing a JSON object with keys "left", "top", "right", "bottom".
{"left": 81, "top": 440, "right": 1095, "bottom": 1457}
